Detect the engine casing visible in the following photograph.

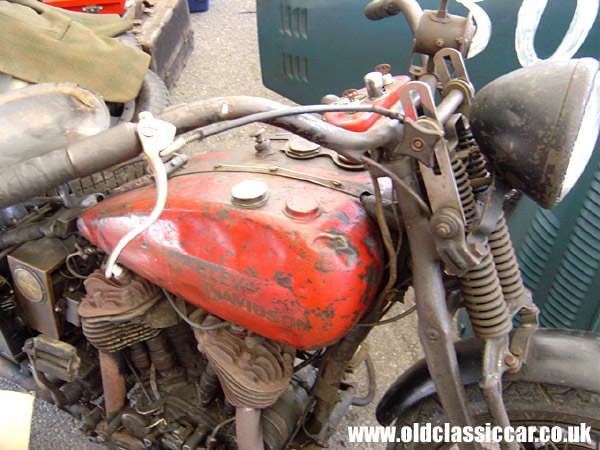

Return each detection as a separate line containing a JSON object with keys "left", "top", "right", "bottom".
{"left": 78, "top": 140, "right": 384, "bottom": 349}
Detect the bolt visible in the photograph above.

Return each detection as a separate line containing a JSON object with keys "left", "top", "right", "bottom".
{"left": 331, "top": 180, "right": 343, "bottom": 188}
{"left": 431, "top": 211, "right": 458, "bottom": 239}
{"left": 504, "top": 354, "right": 518, "bottom": 367}
{"left": 411, "top": 138, "right": 425, "bottom": 152}
{"left": 434, "top": 222, "right": 453, "bottom": 238}
{"left": 512, "top": 346, "right": 522, "bottom": 356}
{"left": 471, "top": 241, "right": 488, "bottom": 258}
{"left": 140, "top": 126, "right": 156, "bottom": 137}
{"left": 436, "top": 38, "right": 445, "bottom": 48}
{"left": 251, "top": 128, "right": 272, "bottom": 153}
{"left": 251, "top": 128, "right": 266, "bottom": 143}
{"left": 426, "top": 329, "right": 440, "bottom": 341}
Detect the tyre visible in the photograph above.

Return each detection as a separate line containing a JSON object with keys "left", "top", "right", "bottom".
{"left": 133, "top": 69, "right": 171, "bottom": 119}
{"left": 66, "top": 160, "right": 147, "bottom": 197}
{"left": 112, "top": 33, "right": 171, "bottom": 123}
{"left": 389, "top": 381, "right": 600, "bottom": 450}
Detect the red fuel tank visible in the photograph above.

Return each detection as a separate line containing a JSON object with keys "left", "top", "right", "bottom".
{"left": 78, "top": 140, "right": 384, "bottom": 349}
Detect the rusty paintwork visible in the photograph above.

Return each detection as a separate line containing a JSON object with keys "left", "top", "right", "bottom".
{"left": 324, "top": 75, "right": 410, "bottom": 132}
{"left": 78, "top": 144, "right": 384, "bottom": 349}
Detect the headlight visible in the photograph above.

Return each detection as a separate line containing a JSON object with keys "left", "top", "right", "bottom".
{"left": 470, "top": 58, "right": 600, "bottom": 209}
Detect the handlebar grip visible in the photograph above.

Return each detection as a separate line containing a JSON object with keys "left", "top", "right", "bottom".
{"left": 67, "top": 122, "right": 141, "bottom": 177}
{"left": 0, "top": 123, "right": 141, "bottom": 210}
{"left": 364, "top": 0, "right": 401, "bottom": 20}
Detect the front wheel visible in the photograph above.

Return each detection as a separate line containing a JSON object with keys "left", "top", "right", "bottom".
{"left": 389, "top": 381, "right": 600, "bottom": 450}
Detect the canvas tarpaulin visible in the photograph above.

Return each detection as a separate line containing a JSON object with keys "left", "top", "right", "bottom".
{"left": 0, "top": 0, "right": 150, "bottom": 102}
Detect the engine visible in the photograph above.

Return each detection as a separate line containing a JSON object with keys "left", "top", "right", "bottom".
{"left": 0, "top": 133, "right": 385, "bottom": 449}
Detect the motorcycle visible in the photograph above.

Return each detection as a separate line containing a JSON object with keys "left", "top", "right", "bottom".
{"left": 0, "top": 0, "right": 599, "bottom": 449}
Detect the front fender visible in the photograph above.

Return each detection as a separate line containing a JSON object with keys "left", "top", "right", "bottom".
{"left": 376, "top": 328, "right": 600, "bottom": 426}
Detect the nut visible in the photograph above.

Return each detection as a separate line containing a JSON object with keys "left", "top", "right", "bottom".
{"left": 430, "top": 210, "right": 460, "bottom": 239}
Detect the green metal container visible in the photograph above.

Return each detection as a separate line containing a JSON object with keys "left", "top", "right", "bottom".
{"left": 257, "top": 0, "right": 600, "bottom": 332}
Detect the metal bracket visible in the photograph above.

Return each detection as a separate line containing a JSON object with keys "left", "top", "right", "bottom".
{"left": 396, "top": 81, "right": 481, "bottom": 274}
{"left": 420, "top": 143, "right": 463, "bottom": 219}
{"left": 398, "top": 80, "right": 439, "bottom": 121}
{"left": 23, "top": 335, "right": 81, "bottom": 406}
{"left": 480, "top": 335, "right": 518, "bottom": 450}
{"left": 478, "top": 292, "right": 539, "bottom": 450}
{"left": 429, "top": 207, "right": 480, "bottom": 276}
{"left": 433, "top": 48, "right": 474, "bottom": 116}
{"left": 433, "top": 48, "right": 469, "bottom": 85}
{"left": 137, "top": 112, "right": 177, "bottom": 160}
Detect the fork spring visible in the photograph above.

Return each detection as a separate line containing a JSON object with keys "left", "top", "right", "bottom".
{"left": 458, "top": 126, "right": 488, "bottom": 181}
{"left": 489, "top": 216, "right": 525, "bottom": 302}
{"left": 459, "top": 249, "right": 512, "bottom": 338}
{"left": 451, "top": 153, "right": 478, "bottom": 227}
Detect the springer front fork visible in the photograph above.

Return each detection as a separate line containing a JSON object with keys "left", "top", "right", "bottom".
{"left": 385, "top": 57, "right": 539, "bottom": 450}
{"left": 307, "top": 50, "right": 538, "bottom": 449}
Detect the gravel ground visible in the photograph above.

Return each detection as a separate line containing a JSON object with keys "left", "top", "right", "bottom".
{"left": 0, "top": 1, "right": 424, "bottom": 449}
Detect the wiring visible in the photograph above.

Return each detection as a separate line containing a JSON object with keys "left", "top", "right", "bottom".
{"left": 361, "top": 156, "right": 431, "bottom": 216}
{"left": 162, "top": 103, "right": 404, "bottom": 155}
{"left": 162, "top": 288, "right": 230, "bottom": 331}
{"left": 356, "top": 304, "right": 417, "bottom": 327}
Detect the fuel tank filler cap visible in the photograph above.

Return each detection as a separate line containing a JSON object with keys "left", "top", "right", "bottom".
{"left": 231, "top": 180, "right": 269, "bottom": 208}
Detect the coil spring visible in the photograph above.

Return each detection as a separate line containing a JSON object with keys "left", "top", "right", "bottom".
{"left": 458, "top": 126, "right": 488, "bottom": 183}
{"left": 451, "top": 153, "right": 478, "bottom": 227}
{"left": 459, "top": 249, "right": 512, "bottom": 338}
{"left": 489, "top": 216, "right": 525, "bottom": 302}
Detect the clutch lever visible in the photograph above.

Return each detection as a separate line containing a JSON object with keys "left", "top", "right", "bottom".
{"left": 104, "top": 112, "right": 176, "bottom": 279}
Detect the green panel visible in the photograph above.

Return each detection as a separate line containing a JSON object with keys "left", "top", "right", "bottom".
{"left": 257, "top": 0, "right": 599, "bottom": 102}
{"left": 511, "top": 151, "right": 600, "bottom": 333}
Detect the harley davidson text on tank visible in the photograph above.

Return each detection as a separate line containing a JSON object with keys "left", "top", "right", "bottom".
{"left": 0, "top": 0, "right": 599, "bottom": 449}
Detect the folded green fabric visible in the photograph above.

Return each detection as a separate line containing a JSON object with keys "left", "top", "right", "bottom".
{"left": 0, "top": 0, "right": 151, "bottom": 102}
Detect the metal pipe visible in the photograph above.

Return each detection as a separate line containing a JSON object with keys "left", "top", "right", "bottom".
{"left": 159, "top": 96, "right": 404, "bottom": 161}
{"left": 414, "top": 74, "right": 465, "bottom": 125}
{"left": 0, "top": 96, "right": 404, "bottom": 209}
{"left": 393, "top": 157, "right": 481, "bottom": 450}
{"left": 182, "top": 424, "right": 210, "bottom": 450}
{"left": 436, "top": 90, "right": 465, "bottom": 124}
{"left": 98, "top": 350, "right": 127, "bottom": 420}
{"left": 364, "top": 0, "right": 423, "bottom": 37}
{"left": 236, "top": 407, "right": 264, "bottom": 450}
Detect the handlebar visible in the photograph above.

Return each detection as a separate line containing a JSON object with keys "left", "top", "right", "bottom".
{"left": 0, "top": 96, "right": 404, "bottom": 209}
{"left": 0, "top": 123, "right": 140, "bottom": 209}
{"left": 364, "top": 0, "right": 422, "bottom": 36}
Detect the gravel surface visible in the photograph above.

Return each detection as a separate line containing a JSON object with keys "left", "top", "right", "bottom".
{"left": 0, "top": 1, "right": 424, "bottom": 449}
